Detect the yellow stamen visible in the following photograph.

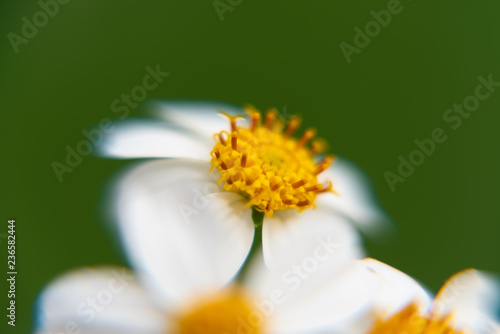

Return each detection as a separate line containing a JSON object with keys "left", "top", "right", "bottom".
{"left": 264, "top": 109, "right": 276, "bottom": 128}
{"left": 311, "top": 138, "right": 328, "bottom": 154}
{"left": 218, "top": 132, "right": 228, "bottom": 146}
{"left": 285, "top": 116, "right": 301, "bottom": 137}
{"left": 219, "top": 111, "right": 244, "bottom": 132}
{"left": 231, "top": 132, "right": 238, "bottom": 150}
{"left": 282, "top": 198, "right": 296, "bottom": 205}
{"left": 292, "top": 179, "right": 308, "bottom": 189}
{"left": 241, "top": 153, "right": 248, "bottom": 167}
{"left": 296, "top": 199, "right": 310, "bottom": 207}
{"left": 245, "top": 106, "right": 261, "bottom": 132}
{"left": 305, "top": 184, "right": 323, "bottom": 192}
{"left": 315, "top": 156, "right": 334, "bottom": 175}
{"left": 316, "top": 181, "right": 334, "bottom": 194}
{"left": 297, "top": 128, "right": 316, "bottom": 148}
{"left": 270, "top": 177, "right": 282, "bottom": 191}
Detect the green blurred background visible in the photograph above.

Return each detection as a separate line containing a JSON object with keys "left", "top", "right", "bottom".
{"left": 1, "top": 0, "right": 499, "bottom": 332}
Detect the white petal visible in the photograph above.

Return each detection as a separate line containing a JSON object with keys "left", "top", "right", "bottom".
{"left": 244, "top": 256, "right": 380, "bottom": 333}
{"left": 433, "top": 269, "right": 500, "bottom": 333}
{"left": 360, "top": 258, "right": 431, "bottom": 317}
{"left": 323, "top": 259, "right": 433, "bottom": 334}
{"left": 150, "top": 99, "right": 248, "bottom": 139}
{"left": 110, "top": 159, "right": 255, "bottom": 305}
{"left": 35, "top": 267, "right": 168, "bottom": 334}
{"left": 243, "top": 210, "right": 366, "bottom": 332}
{"left": 316, "top": 157, "right": 390, "bottom": 235}
{"left": 262, "top": 207, "right": 364, "bottom": 272}
{"left": 96, "top": 119, "right": 211, "bottom": 160}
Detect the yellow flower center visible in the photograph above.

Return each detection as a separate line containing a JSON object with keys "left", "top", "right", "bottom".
{"left": 210, "top": 107, "right": 333, "bottom": 217}
{"left": 176, "top": 289, "right": 265, "bottom": 334}
{"left": 368, "top": 303, "right": 466, "bottom": 334}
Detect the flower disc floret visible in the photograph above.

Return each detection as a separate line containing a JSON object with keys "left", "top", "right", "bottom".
{"left": 369, "top": 302, "right": 465, "bottom": 334}
{"left": 210, "top": 108, "right": 333, "bottom": 217}
{"left": 176, "top": 289, "right": 263, "bottom": 334}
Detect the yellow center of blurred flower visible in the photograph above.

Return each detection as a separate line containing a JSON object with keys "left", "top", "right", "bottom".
{"left": 210, "top": 107, "right": 333, "bottom": 217}
{"left": 176, "top": 289, "right": 265, "bottom": 334}
{"left": 368, "top": 303, "right": 465, "bottom": 334}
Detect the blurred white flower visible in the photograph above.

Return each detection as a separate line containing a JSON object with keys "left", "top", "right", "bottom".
{"left": 34, "top": 257, "right": 500, "bottom": 334}
{"left": 35, "top": 240, "right": 374, "bottom": 333}
{"left": 347, "top": 259, "right": 500, "bottom": 334}
{"left": 98, "top": 100, "right": 388, "bottom": 272}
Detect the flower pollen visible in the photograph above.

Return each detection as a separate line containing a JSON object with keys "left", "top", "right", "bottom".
{"left": 210, "top": 107, "right": 333, "bottom": 217}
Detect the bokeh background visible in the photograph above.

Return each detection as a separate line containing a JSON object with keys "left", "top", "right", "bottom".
{"left": 1, "top": 0, "right": 500, "bottom": 332}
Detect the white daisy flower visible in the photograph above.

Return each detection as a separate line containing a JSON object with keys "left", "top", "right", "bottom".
{"left": 98, "top": 100, "right": 388, "bottom": 276}
{"left": 348, "top": 258, "right": 500, "bottom": 334}
{"left": 35, "top": 257, "right": 500, "bottom": 334}
{"left": 34, "top": 232, "right": 372, "bottom": 333}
